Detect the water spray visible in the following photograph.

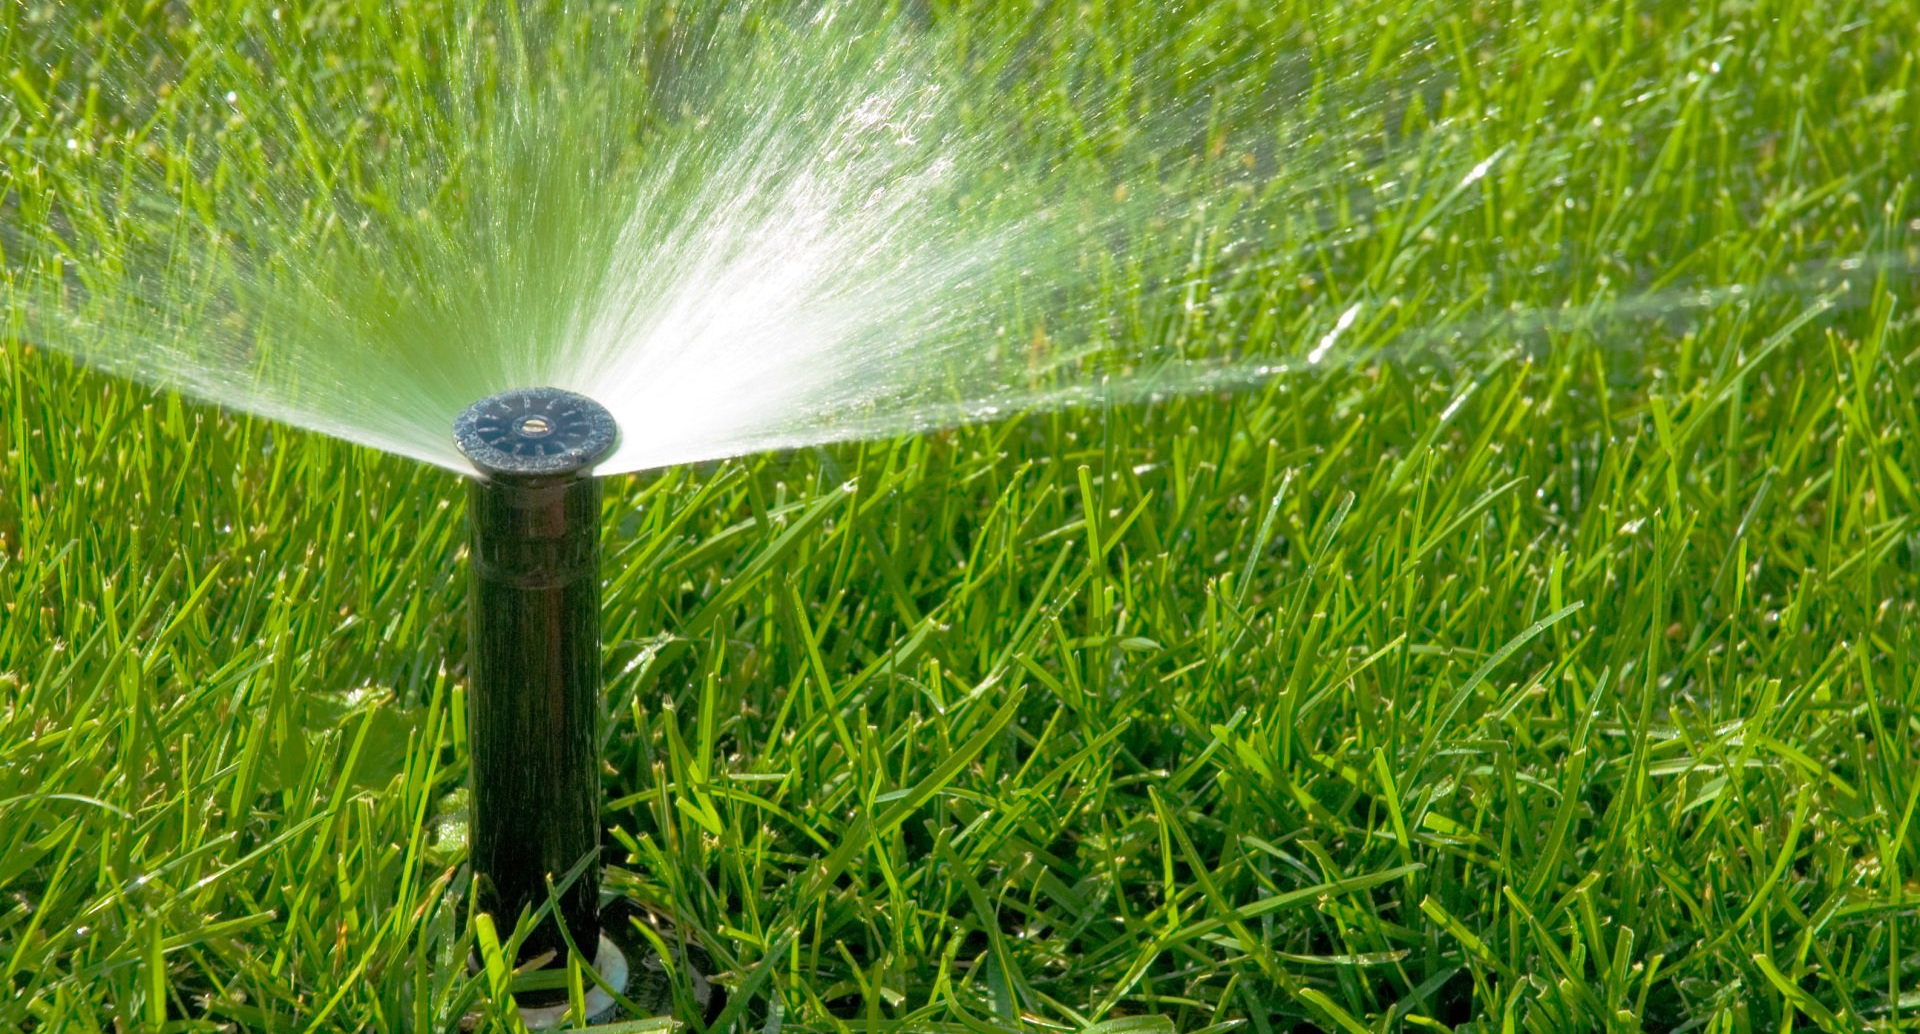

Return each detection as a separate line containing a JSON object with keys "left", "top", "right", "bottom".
{"left": 453, "top": 387, "right": 626, "bottom": 1019}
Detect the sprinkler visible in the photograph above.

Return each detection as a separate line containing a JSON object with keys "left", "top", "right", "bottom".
{"left": 453, "top": 387, "right": 624, "bottom": 1018}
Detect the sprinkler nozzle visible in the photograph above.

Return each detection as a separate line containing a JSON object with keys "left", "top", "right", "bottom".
{"left": 454, "top": 386, "right": 618, "bottom": 480}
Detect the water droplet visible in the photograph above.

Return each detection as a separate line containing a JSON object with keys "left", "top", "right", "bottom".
{"left": 1308, "top": 303, "right": 1363, "bottom": 364}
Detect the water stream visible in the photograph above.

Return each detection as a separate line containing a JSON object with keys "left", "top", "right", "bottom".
{"left": 3, "top": 1, "right": 1904, "bottom": 474}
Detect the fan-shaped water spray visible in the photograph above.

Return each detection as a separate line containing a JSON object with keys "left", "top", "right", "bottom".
{"left": 0, "top": 1, "right": 1675, "bottom": 472}
{"left": 10, "top": 1, "right": 1908, "bottom": 477}
{"left": 10, "top": 0, "right": 1915, "bottom": 480}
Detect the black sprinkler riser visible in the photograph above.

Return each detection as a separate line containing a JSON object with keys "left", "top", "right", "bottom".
{"left": 455, "top": 387, "right": 618, "bottom": 966}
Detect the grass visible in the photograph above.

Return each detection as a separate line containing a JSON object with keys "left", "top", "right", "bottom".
{"left": 4, "top": 0, "right": 1920, "bottom": 1030}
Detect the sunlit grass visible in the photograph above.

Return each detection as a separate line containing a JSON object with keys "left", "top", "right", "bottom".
{"left": 4, "top": 0, "right": 1920, "bottom": 1031}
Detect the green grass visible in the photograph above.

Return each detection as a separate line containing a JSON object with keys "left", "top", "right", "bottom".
{"left": 5, "top": 0, "right": 1920, "bottom": 1031}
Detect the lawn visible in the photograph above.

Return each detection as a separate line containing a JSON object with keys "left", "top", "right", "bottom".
{"left": 3, "top": 0, "right": 1919, "bottom": 1031}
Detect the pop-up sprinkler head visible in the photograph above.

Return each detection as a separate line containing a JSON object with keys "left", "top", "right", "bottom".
{"left": 454, "top": 387, "right": 622, "bottom": 1018}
